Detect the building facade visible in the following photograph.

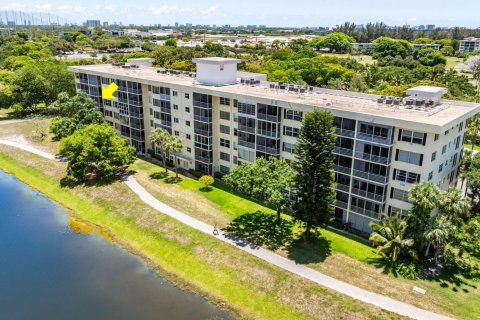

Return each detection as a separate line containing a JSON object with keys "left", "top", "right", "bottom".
{"left": 69, "top": 58, "right": 480, "bottom": 233}
{"left": 459, "top": 37, "right": 480, "bottom": 54}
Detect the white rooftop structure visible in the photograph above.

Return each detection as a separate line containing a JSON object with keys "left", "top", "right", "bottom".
{"left": 406, "top": 86, "right": 448, "bottom": 105}
{"left": 193, "top": 57, "right": 241, "bottom": 86}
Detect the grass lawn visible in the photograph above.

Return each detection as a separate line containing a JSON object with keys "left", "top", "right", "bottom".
{"left": 1, "top": 120, "right": 478, "bottom": 319}
{"left": 0, "top": 145, "right": 402, "bottom": 320}
{"left": 130, "top": 158, "right": 479, "bottom": 320}
{"left": 465, "top": 143, "right": 480, "bottom": 152}
{"left": 0, "top": 107, "right": 14, "bottom": 119}
{"left": 445, "top": 56, "right": 464, "bottom": 70}
{"left": 320, "top": 53, "right": 375, "bottom": 65}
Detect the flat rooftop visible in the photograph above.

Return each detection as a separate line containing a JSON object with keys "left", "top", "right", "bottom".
{"left": 69, "top": 64, "right": 480, "bottom": 129}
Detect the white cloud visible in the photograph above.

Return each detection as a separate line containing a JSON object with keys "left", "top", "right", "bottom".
{"left": 201, "top": 5, "right": 224, "bottom": 16}
{"left": 33, "top": 4, "right": 53, "bottom": 13}
{"left": 57, "top": 5, "right": 86, "bottom": 14}
{"left": 149, "top": 5, "right": 194, "bottom": 15}
{"left": 0, "top": 2, "right": 27, "bottom": 11}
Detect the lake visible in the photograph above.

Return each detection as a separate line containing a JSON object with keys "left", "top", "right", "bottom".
{"left": 0, "top": 170, "right": 234, "bottom": 320}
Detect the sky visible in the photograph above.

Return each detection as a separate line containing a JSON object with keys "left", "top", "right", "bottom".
{"left": 0, "top": 0, "right": 479, "bottom": 28}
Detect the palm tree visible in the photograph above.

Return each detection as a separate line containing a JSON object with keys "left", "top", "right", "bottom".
{"left": 167, "top": 136, "right": 184, "bottom": 179}
{"left": 424, "top": 216, "right": 454, "bottom": 260}
{"left": 149, "top": 128, "right": 170, "bottom": 173}
{"left": 438, "top": 188, "right": 471, "bottom": 222}
{"left": 369, "top": 212, "right": 416, "bottom": 263}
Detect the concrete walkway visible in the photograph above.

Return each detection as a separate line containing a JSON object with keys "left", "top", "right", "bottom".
{"left": 0, "top": 140, "right": 453, "bottom": 320}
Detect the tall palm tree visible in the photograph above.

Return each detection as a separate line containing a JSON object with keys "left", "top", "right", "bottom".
{"left": 369, "top": 212, "right": 416, "bottom": 263}
{"left": 438, "top": 188, "right": 471, "bottom": 222}
{"left": 167, "top": 136, "right": 184, "bottom": 179}
{"left": 424, "top": 216, "right": 454, "bottom": 260}
{"left": 149, "top": 128, "right": 170, "bottom": 173}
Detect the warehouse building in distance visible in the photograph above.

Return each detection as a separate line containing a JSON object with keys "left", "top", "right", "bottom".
{"left": 68, "top": 58, "right": 480, "bottom": 232}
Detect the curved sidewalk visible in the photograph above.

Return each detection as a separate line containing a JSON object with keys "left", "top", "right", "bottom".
{"left": 0, "top": 140, "right": 453, "bottom": 320}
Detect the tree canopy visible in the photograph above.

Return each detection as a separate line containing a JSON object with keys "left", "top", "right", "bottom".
{"left": 59, "top": 123, "right": 136, "bottom": 183}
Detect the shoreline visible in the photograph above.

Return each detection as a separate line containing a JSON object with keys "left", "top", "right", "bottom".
{"left": 0, "top": 166, "right": 241, "bottom": 319}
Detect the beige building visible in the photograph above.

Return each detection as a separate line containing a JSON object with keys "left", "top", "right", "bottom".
{"left": 68, "top": 58, "right": 480, "bottom": 232}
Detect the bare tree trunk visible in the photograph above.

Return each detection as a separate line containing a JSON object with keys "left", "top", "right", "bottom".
{"left": 275, "top": 206, "right": 281, "bottom": 223}
{"left": 174, "top": 156, "right": 179, "bottom": 179}
{"left": 304, "top": 221, "right": 312, "bottom": 240}
{"left": 163, "top": 152, "right": 168, "bottom": 173}
{"left": 425, "top": 242, "right": 431, "bottom": 257}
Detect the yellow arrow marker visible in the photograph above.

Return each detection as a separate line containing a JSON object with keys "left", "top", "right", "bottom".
{"left": 102, "top": 82, "right": 118, "bottom": 100}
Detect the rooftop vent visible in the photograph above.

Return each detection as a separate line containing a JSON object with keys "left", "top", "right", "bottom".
{"left": 192, "top": 57, "right": 241, "bottom": 86}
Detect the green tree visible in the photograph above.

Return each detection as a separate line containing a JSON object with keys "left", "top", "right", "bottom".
{"left": 311, "top": 32, "right": 355, "bottom": 53}
{"left": 224, "top": 157, "right": 295, "bottom": 222}
{"left": 372, "top": 37, "right": 411, "bottom": 59}
{"left": 9, "top": 66, "right": 49, "bottom": 114}
{"left": 149, "top": 128, "right": 171, "bottom": 173}
{"left": 294, "top": 109, "right": 336, "bottom": 238}
{"left": 438, "top": 188, "right": 471, "bottom": 222}
{"left": 199, "top": 175, "right": 214, "bottom": 190}
{"left": 167, "top": 136, "right": 184, "bottom": 179}
{"left": 414, "top": 48, "right": 447, "bottom": 67}
{"left": 406, "top": 182, "right": 440, "bottom": 247}
{"left": 59, "top": 123, "right": 136, "bottom": 183}
{"left": 164, "top": 38, "right": 177, "bottom": 47}
{"left": 424, "top": 216, "right": 454, "bottom": 259}
{"left": 369, "top": 212, "right": 416, "bottom": 263}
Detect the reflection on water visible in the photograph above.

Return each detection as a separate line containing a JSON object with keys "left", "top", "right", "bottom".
{"left": 0, "top": 171, "right": 234, "bottom": 320}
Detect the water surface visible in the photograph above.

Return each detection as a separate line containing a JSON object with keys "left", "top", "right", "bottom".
{"left": 0, "top": 170, "right": 234, "bottom": 320}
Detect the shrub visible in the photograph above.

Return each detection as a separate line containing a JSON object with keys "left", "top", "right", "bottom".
{"left": 199, "top": 175, "right": 214, "bottom": 189}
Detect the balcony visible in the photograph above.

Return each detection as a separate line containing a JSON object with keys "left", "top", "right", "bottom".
{"left": 130, "top": 122, "right": 144, "bottom": 130}
{"left": 238, "top": 124, "right": 255, "bottom": 133}
{"left": 336, "top": 183, "right": 350, "bottom": 193}
{"left": 356, "top": 132, "right": 392, "bottom": 145}
{"left": 194, "top": 128, "right": 211, "bottom": 136}
{"left": 257, "top": 129, "right": 278, "bottom": 138}
{"left": 194, "top": 114, "right": 212, "bottom": 123}
{"left": 131, "top": 134, "right": 145, "bottom": 142}
{"left": 334, "top": 200, "right": 349, "bottom": 210}
{"left": 238, "top": 140, "right": 255, "bottom": 149}
{"left": 335, "top": 128, "right": 355, "bottom": 138}
{"left": 351, "top": 187, "right": 385, "bottom": 203}
{"left": 334, "top": 146, "right": 353, "bottom": 157}
{"left": 160, "top": 120, "right": 172, "bottom": 128}
{"left": 256, "top": 145, "right": 279, "bottom": 155}
{"left": 127, "top": 88, "right": 141, "bottom": 94}
{"left": 257, "top": 113, "right": 280, "bottom": 122}
{"left": 354, "top": 151, "right": 390, "bottom": 165}
{"left": 349, "top": 205, "right": 380, "bottom": 219}
{"left": 160, "top": 107, "right": 171, "bottom": 114}
{"left": 195, "top": 155, "right": 213, "bottom": 164}
{"left": 353, "top": 169, "right": 388, "bottom": 184}
{"left": 333, "top": 164, "right": 351, "bottom": 175}
{"left": 130, "top": 112, "right": 143, "bottom": 119}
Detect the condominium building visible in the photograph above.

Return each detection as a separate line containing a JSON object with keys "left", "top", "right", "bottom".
{"left": 459, "top": 37, "right": 480, "bottom": 54}
{"left": 68, "top": 58, "right": 480, "bottom": 232}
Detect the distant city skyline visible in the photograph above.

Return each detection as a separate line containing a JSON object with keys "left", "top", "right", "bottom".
{"left": 0, "top": 0, "right": 479, "bottom": 28}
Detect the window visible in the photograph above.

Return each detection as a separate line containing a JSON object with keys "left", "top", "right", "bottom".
{"left": 237, "top": 102, "right": 255, "bottom": 115}
{"left": 150, "top": 120, "right": 153, "bottom": 127}
{"left": 173, "top": 104, "right": 178, "bottom": 110}
{"left": 398, "top": 129, "right": 425, "bottom": 145}
{"left": 174, "top": 131, "right": 179, "bottom": 136}
{"left": 233, "top": 156, "right": 238, "bottom": 164}
{"left": 185, "top": 93, "right": 190, "bottom": 99}
{"left": 439, "top": 163, "right": 443, "bottom": 173}
{"left": 394, "top": 169, "right": 420, "bottom": 184}
{"left": 220, "top": 125, "right": 230, "bottom": 134}
{"left": 220, "top": 165, "right": 230, "bottom": 174}
{"left": 434, "top": 134, "right": 439, "bottom": 141}
{"left": 389, "top": 206, "right": 409, "bottom": 217}
{"left": 284, "top": 110, "right": 303, "bottom": 121}
{"left": 396, "top": 150, "right": 423, "bottom": 166}
{"left": 391, "top": 188, "right": 410, "bottom": 202}
{"left": 149, "top": 108, "right": 153, "bottom": 115}
{"left": 234, "top": 128, "right": 238, "bottom": 136}
{"left": 186, "top": 121, "right": 190, "bottom": 126}
{"left": 185, "top": 107, "right": 190, "bottom": 113}
{"left": 220, "top": 111, "right": 230, "bottom": 121}
{"left": 220, "top": 138, "right": 230, "bottom": 148}
{"left": 428, "top": 171, "right": 433, "bottom": 181}
{"left": 220, "top": 97, "right": 231, "bottom": 106}
{"left": 283, "top": 142, "right": 294, "bottom": 153}
{"left": 220, "top": 152, "right": 230, "bottom": 161}
{"left": 283, "top": 126, "right": 300, "bottom": 137}
{"left": 186, "top": 134, "right": 191, "bottom": 140}
{"left": 173, "top": 91, "right": 178, "bottom": 96}
{"left": 431, "top": 151, "right": 437, "bottom": 162}
{"left": 174, "top": 118, "right": 179, "bottom": 123}
{"left": 187, "top": 147, "right": 191, "bottom": 153}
